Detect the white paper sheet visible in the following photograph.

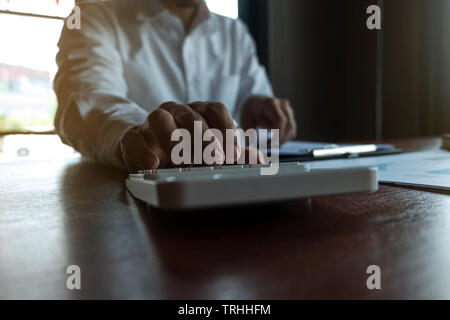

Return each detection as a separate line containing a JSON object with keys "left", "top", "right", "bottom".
{"left": 280, "top": 141, "right": 330, "bottom": 155}
{"left": 305, "top": 150, "right": 450, "bottom": 191}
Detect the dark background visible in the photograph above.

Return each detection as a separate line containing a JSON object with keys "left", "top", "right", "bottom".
{"left": 240, "top": 0, "right": 450, "bottom": 142}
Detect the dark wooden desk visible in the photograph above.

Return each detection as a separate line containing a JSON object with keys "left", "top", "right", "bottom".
{"left": 1, "top": 137, "right": 449, "bottom": 299}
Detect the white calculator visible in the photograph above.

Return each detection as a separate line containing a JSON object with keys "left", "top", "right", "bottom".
{"left": 126, "top": 162, "right": 378, "bottom": 210}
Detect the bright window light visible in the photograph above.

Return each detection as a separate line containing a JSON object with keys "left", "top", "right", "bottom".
{"left": 0, "top": 0, "right": 76, "bottom": 162}
{"left": 205, "top": 0, "right": 239, "bottom": 19}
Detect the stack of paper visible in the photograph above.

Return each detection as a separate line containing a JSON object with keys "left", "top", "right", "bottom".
{"left": 305, "top": 150, "right": 450, "bottom": 191}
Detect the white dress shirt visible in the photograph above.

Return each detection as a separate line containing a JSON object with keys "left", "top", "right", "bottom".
{"left": 54, "top": 0, "right": 274, "bottom": 168}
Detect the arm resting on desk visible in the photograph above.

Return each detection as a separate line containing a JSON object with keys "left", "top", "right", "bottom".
{"left": 54, "top": 4, "right": 147, "bottom": 168}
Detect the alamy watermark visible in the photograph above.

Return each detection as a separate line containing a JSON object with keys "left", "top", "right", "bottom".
{"left": 64, "top": 4, "right": 379, "bottom": 31}
{"left": 66, "top": 265, "right": 81, "bottom": 290}
{"left": 171, "top": 121, "right": 280, "bottom": 175}
{"left": 66, "top": 5, "right": 81, "bottom": 30}
{"left": 367, "top": 5, "right": 382, "bottom": 30}
{"left": 64, "top": 263, "right": 381, "bottom": 292}
{"left": 56, "top": 0, "right": 81, "bottom": 30}
{"left": 366, "top": 265, "right": 381, "bottom": 290}
{"left": 60, "top": 2, "right": 379, "bottom": 31}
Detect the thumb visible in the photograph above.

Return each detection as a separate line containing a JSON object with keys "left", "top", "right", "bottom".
{"left": 120, "top": 129, "right": 160, "bottom": 172}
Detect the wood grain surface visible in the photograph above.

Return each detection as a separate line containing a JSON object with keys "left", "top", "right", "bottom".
{"left": 0, "top": 137, "right": 449, "bottom": 299}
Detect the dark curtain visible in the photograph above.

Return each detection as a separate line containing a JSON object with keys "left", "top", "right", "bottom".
{"left": 238, "top": 0, "right": 269, "bottom": 70}
{"left": 268, "top": 0, "right": 380, "bottom": 141}
{"left": 240, "top": 0, "right": 450, "bottom": 140}
{"left": 383, "top": 0, "right": 450, "bottom": 138}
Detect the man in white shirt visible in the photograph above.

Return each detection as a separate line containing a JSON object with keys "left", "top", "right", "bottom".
{"left": 54, "top": 0, "right": 296, "bottom": 171}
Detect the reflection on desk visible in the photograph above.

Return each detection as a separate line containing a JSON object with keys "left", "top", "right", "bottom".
{"left": 0, "top": 137, "right": 450, "bottom": 299}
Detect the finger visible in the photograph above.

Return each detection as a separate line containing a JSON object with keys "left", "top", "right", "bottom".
{"left": 259, "top": 98, "right": 287, "bottom": 141}
{"left": 189, "top": 101, "right": 240, "bottom": 162}
{"left": 160, "top": 102, "right": 224, "bottom": 165}
{"left": 239, "top": 147, "right": 266, "bottom": 165}
{"left": 160, "top": 102, "right": 208, "bottom": 135}
{"left": 138, "top": 108, "right": 178, "bottom": 168}
{"left": 279, "top": 100, "right": 297, "bottom": 143}
{"left": 122, "top": 155, "right": 139, "bottom": 173}
{"left": 120, "top": 129, "right": 160, "bottom": 172}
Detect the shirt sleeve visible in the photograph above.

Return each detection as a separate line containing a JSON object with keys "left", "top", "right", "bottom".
{"left": 233, "top": 19, "right": 274, "bottom": 121}
{"left": 54, "top": 4, "right": 148, "bottom": 169}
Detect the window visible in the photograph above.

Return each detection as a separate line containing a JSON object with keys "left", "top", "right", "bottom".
{"left": 0, "top": 0, "right": 76, "bottom": 161}
{"left": 0, "top": 1, "right": 74, "bottom": 135}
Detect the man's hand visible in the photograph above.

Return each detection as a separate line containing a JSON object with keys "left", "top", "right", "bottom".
{"left": 240, "top": 96, "right": 297, "bottom": 144}
{"left": 119, "top": 101, "right": 242, "bottom": 172}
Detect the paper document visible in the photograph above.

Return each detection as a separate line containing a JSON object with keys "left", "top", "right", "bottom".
{"left": 305, "top": 150, "right": 450, "bottom": 191}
